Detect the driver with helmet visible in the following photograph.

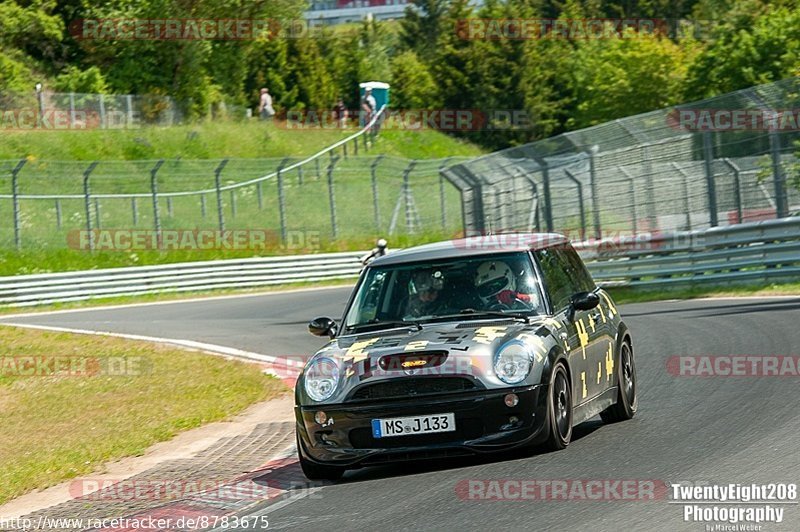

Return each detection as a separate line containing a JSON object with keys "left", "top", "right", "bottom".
{"left": 474, "top": 260, "right": 536, "bottom": 309}
{"left": 404, "top": 269, "right": 446, "bottom": 317}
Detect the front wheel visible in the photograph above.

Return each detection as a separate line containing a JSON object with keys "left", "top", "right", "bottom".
{"left": 600, "top": 338, "right": 637, "bottom": 423}
{"left": 297, "top": 434, "right": 345, "bottom": 481}
{"left": 543, "top": 361, "right": 573, "bottom": 451}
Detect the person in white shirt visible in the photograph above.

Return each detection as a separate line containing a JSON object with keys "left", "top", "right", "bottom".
{"left": 259, "top": 88, "right": 275, "bottom": 120}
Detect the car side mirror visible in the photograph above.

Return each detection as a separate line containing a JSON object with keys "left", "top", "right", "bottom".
{"left": 308, "top": 317, "right": 337, "bottom": 338}
{"left": 567, "top": 292, "right": 600, "bottom": 321}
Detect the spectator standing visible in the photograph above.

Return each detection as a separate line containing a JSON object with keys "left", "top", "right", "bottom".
{"left": 258, "top": 88, "right": 275, "bottom": 120}
{"left": 333, "top": 97, "right": 348, "bottom": 129}
{"left": 360, "top": 87, "right": 376, "bottom": 126}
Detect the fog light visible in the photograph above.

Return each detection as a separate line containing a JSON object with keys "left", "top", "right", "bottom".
{"left": 314, "top": 411, "right": 327, "bottom": 425}
{"left": 504, "top": 393, "right": 519, "bottom": 407}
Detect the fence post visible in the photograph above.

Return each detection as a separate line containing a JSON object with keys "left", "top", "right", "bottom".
{"left": 618, "top": 166, "right": 637, "bottom": 235}
{"left": 55, "top": 199, "right": 62, "bottom": 229}
{"left": 563, "top": 169, "right": 587, "bottom": 241}
{"left": 353, "top": 137, "right": 359, "bottom": 156}
{"left": 277, "top": 157, "right": 289, "bottom": 243}
{"left": 402, "top": 160, "right": 418, "bottom": 234}
{"left": 343, "top": 141, "right": 348, "bottom": 159}
{"left": 670, "top": 162, "right": 693, "bottom": 231}
{"left": 69, "top": 92, "right": 76, "bottom": 128}
{"left": 166, "top": 197, "right": 173, "bottom": 217}
{"left": 702, "top": 131, "right": 719, "bottom": 227}
{"left": 327, "top": 155, "right": 340, "bottom": 239}
{"left": 315, "top": 158, "right": 321, "bottom": 180}
{"left": 769, "top": 130, "right": 788, "bottom": 218}
{"left": 11, "top": 159, "right": 26, "bottom": 249}
{"left": 532, "top": 158, "right": 554, "bottom": 232}
{"left": 641, "top": 144, "right": 658, "bottom": 230}
{"left": 438, "top": 158, "right": 452, "bottom": 230}
{"left": 257, "top": 182, "right": 263, "bottom": 210}
{"left": 722, "top": 158, "right": 743, "bottom": 224}
{"left": 370, "top": 155, "right": 384, "bottom": 232}
{"left": 213, "top": 159, "right": 228, "bottom": 232}
{"left": 126, "top": 94, "right": 134, "bottom": 125}
{"left": 150, "top": 159, "right": 165, "bottom": 246}
{"left": 200, "top": 194, "right": 207, "bottom": 218}
{"left": 94, "top": 199, "right": 101, "bottom": 230}
{"left": 230, "top": 190, "right": 237, "bottom": 218}
{"left": 131, "top": 198, "right": 138, "bottom": 225}
{"left": 83, "top": 161, "right": 99, "bottom": 251}
{"left": 297, "top": 165, "right": 304, "bottom": 186}
{"left": 585, "top": 150, "right": 602, "bottom": 239}
{"left": 99, "top": 94, "right": 106, "bottom": 129}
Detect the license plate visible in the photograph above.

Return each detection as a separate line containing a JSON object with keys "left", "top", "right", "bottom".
{"left": 371, "top": 413, "right": 456, "bottom": 438}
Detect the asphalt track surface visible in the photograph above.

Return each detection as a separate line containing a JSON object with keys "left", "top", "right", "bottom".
{"left": 3, "top": 291, "right": 800, "bottom": 531}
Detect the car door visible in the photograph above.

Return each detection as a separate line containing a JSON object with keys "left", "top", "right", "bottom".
{"left": 534, "top": 245, "right": 609, "bottom": 404}
{"left": 558, "top": 244, "right": 615, "bottom": 401}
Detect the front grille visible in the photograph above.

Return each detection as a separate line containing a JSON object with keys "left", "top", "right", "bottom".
{"left": 349, "top": 418, "right": 484, "bottom": 449}
{"left": 348, "top": 376, "right": 480, "bottom": 402}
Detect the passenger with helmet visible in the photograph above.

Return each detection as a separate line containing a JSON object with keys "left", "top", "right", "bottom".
{"left": 474, "top": 260, "right": 537, "bottom": 309}
{"left": 404, "top": 269, "right": 446, "bottom": 318}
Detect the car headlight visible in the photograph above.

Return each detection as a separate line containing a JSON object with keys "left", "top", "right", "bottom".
{"left": 304, "top": 357, "right": 340, "bottom": 402}
{"left": 493, "top": 340, "right": 533, "bottom": 385}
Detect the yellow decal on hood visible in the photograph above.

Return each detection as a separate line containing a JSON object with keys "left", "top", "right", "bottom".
{"left": 405, "top": 340, "right": 429, "bottom": 351}
{"left": 473, "top": 326, "right": 507, "bottom": 344}
{"left": 345, "top": 338, "right": 379, "bottom": 364}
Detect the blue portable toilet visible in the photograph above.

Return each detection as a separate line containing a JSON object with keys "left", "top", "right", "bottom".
{"left": 359, "top": 81, "right": 390, "bottom": 123}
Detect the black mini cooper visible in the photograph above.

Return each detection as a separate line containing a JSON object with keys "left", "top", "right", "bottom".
{"left": 296, "top": 233, "right": 637, "bottom": 480}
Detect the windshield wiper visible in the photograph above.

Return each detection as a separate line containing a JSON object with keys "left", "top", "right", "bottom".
{"left": 347, "top": 319, "right": 423, "bottom": 332}
{"left": 425, "top": 309, "right": 533, "bottom": 324}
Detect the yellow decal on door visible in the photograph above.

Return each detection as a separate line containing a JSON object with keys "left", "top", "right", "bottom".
{"left": 605, "top": 342, "right": 615, "bottom": 381}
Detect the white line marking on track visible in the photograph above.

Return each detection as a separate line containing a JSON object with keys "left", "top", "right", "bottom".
{"left": 0, "top": 322, "right": 283, "bottom": 365}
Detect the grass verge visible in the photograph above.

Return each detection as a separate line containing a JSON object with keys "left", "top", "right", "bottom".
{"left": 0, "top": 326, "right": 287, "bottom": 505}
{"left": 0, "top": 121, "right": 484, "bottom": 161}
{"left": 607, "top": 282, "right": 800, "bottom": 304}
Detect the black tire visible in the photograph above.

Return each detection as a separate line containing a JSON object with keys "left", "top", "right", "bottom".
{"left": 600, "top": 337, "right": 637, "bottom": 423}
{"left": 297, "top": 434, "right": 345, "bottom": 481}
{"left": 543, "top": 361, "right": 573, "bottom": 451}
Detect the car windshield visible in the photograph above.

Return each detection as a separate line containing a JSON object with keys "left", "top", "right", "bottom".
{"left": 344, "top": 252, "right": 545, "bottom": 331}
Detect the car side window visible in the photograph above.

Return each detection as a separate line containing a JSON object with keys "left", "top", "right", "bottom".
{"left": 561, "top": 245, "right": 596, "bottom": 293}
{"left": 535, "top": 245, "right": 595, "bottom": 312}
{"left": 534, "top": 248, "right": 574, "bottom": 312}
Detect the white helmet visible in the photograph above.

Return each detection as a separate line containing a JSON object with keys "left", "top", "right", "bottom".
{"left": 474, "top": 261, "right": 515, "bottom": 302}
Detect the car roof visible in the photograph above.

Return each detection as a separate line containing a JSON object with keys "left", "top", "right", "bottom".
{"left": 369, "top": 233, "right": 569, "bottom": 267}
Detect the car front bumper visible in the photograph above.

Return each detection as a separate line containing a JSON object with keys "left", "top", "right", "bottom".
{"left": 296, "top": 384, "right": 549, "bottom": 467}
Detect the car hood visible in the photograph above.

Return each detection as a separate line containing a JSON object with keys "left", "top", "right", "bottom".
{"left": 298, "top": 318, "right": 560, "bottom": 405}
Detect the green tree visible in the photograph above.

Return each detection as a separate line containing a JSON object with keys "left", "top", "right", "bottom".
{"left": 571, "top": 27, "right": 692, "bottom": 128}
{"left": 684, "top": 1, "right": 800, "bottom": 99}
{"left": 390, "top": 50, "right": 441, "bottom": 109}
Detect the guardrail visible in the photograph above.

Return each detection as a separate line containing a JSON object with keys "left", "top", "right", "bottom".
{"left": 0, "top": 218, "right": 797, "bottom": 307}
{"left": 0, "top": 252, "right": 365, "bottom": 307}
{"left": 578, "top": 217, "right": 800, "bottom": 288}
